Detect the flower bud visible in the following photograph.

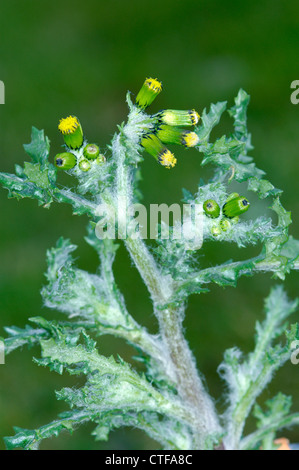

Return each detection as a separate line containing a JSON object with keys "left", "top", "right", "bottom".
{"left": 96, "top": 154, "right": 106, "bottom": 164}
{"left": 158, "top": 149, "right": 177, "bottom": 169}
{"left": 223, "top": 196, "right": 250, "bottom": 218}
{"left": 136, "top": 78, "right": 162, "bottom": 109}
{"left": 83, "top": 143, "right": 100, "bottom": 160}
{"left": 79, "top": 159, "right": 91, "bottom": 172}
{"left": 226, "top": 192, "right": 239, "bottom": 202}
{"left": 211, "top": 225, "right": 221, "bottom": 237}
{"left": 156, "top": 125, "right": 199, "bottom": 148}
{"left": 58, "top": 116, "right": 84, "bottom": 149}
{"left": 158, "top": 109, "right": 200, "bottom": 127}
{"left": 54, "top": 152, "right": 77, "bottom": 170}
{"left": 203, "top": 199, "right": 220, "bottom": 218}
{"left": 220, "top": 218, "right": 231, "bottom": 232}
{"left": 141, "top": 134, "right": 177, "bottom": 169}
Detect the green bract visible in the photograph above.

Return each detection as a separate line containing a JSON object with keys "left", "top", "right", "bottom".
{"left": 223, "top": 196, "right": 250, "bottom": 218}
{"left": 158, "top": 109, "right": 200, "bottom": 127}
{"left": 135, "top": 77, "right": 162, "bottom": 109}
{"left": 156, "top": 124, "right": 199, "bottom": 148}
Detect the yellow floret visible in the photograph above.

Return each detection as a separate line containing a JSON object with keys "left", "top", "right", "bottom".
{"left": 158, "top": 149, "right": 177, "bottom": 169}
{"left": 145, "top": 78, "right": 162, "bottom": 93}
{"left": 189, "top": 109, "right": 200, "bottom": 125}
{"left": 58, "top": 116, "right": 80, "bottom": 135}
{"left": 182, "top": 131, "right": 199, "bottom": 147}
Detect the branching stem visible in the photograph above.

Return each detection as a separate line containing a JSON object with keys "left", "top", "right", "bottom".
{"left": 112, "top": 131, "right": 221, "bottom": 448}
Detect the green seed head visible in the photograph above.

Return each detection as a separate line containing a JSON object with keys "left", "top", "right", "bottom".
{"left": 54, "top": 152, "right": 77, "bottom": 170}
{"left": 79, "top": 159, "right": 91, "bottom": 172}
{"left": 83, "top": 144, "right": 100, "bottom": 160}
{"left": 223, "top": 196, "right": 250, "bottom": 218}
{"left": 203, "top": 199, "right": 220, "bottom": 218}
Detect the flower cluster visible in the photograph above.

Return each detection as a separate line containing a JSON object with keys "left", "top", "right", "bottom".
{"left": 55, "top": 78, "right": 200, "bottom": 172}
{"left": 136, "top": 78, "right": 201, "bottom": 169}
{"left": 55, "top": 116, "right": 105, "bottom": 172}
{"left": 203, "top": 192, "right": 250, "bottom": 236}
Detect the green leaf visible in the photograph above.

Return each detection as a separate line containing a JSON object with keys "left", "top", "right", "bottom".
{"left": 23, "top": 127, "right": 50, "bottom": 167}
{"left": 0, "top": 171, "right": 54, "bottom": 205}
{"left": 4, "top": 411, "right": 90, "bottom": 450}
{"left": 228, "top": 89, "right": 252, "bottom": 146}
{"left": 37, "top": 329, "right": 186, "bottom": 423}
{"left": 3, "top": 324, "right": 48, "bottom": 355}
{"left": 195, "top": 100, "right": 227, "bottom": 148}
{"left": 219, "top": 286, "right": 298, "bottom": 449}
{"left": 270, "top": 197, "right": 292, "bottom": 229}
{"left": 280, "top": 236, "right": 299, "bottom": 264}
{"left": 23, "top": 162, "right": 54, "bottom": 189}
{"left": 253, "top": 393, "right": 292, "bottom": 430}
{"left": 248, "top": 177, "right": 282, "bottom": 199}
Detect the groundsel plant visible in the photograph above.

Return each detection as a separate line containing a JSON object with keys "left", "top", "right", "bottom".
{"left": 1, "top": 78, "right": 299, "bottom": 450}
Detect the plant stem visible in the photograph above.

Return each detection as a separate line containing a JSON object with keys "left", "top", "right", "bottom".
{"left": 113, "top": 130, "right": 221, "bottom": 448}
{"left": 241, "top": 413, "right": 299, "bottom": 450}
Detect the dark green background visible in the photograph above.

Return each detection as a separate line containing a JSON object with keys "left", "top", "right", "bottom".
{"left": 0, "top": 0, "right": 298, "bottom": 450}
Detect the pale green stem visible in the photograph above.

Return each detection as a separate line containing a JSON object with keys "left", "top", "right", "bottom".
{"left": 241, "top": 413, "right": 299, "bottom": 450}
{"left": 225, "top": 348, "right": 291, "bottom": 449}
{"left": 113, "top": 131, "right": 221, "bottom": 448}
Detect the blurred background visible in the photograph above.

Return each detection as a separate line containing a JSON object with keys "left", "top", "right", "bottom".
{"left": 0, "top": 0, "right": 298, "bottom": 450}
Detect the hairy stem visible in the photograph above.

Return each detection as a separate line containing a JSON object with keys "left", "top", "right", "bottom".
{"left": 113, "top": 130, "right": 221, "bottom": 448}
{"left": 241, "top": 413, "right": 299, "bottom": 450}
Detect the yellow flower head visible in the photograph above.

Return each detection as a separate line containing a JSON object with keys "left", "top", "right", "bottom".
{"left": 136, "top": 77, "right": 162, "bottom": 110}
{"left": 58, "top": 116, "right": 80, "bottom": 135}
{"left": 159, "top": 109, "right": 200, "bottom": 127}
{"left": 158, "top": 149, "right": 177, "bottom": 169}
{"left": 188, "top": 109, "right": 200, "bottom": 126}
{"left": 144, "top": 78, "right": 162, "bottom": 93}
{"left": 181, "top": 131, "right": 199, "bottom": 147}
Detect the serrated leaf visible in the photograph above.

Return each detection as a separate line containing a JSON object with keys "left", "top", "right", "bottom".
{"left": 23, "top": 127, "right": 50, "bottom": 167}
{"left": 228, "top": 89, "right": 251, "bottom": 140}
{"left": 23, "top": 161, "right": 54, "bottom": 189}
{"left": 248, "top": 177, "right": 282, "bottom": 199}
{"left": 195, "top": 100, "right": 227, "bottom": 147}
{"left": 253, "top": 393, "right": 292, "bottom": 430}
{"left": 0, "top": 172, "right": 53, "bottom": 205}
